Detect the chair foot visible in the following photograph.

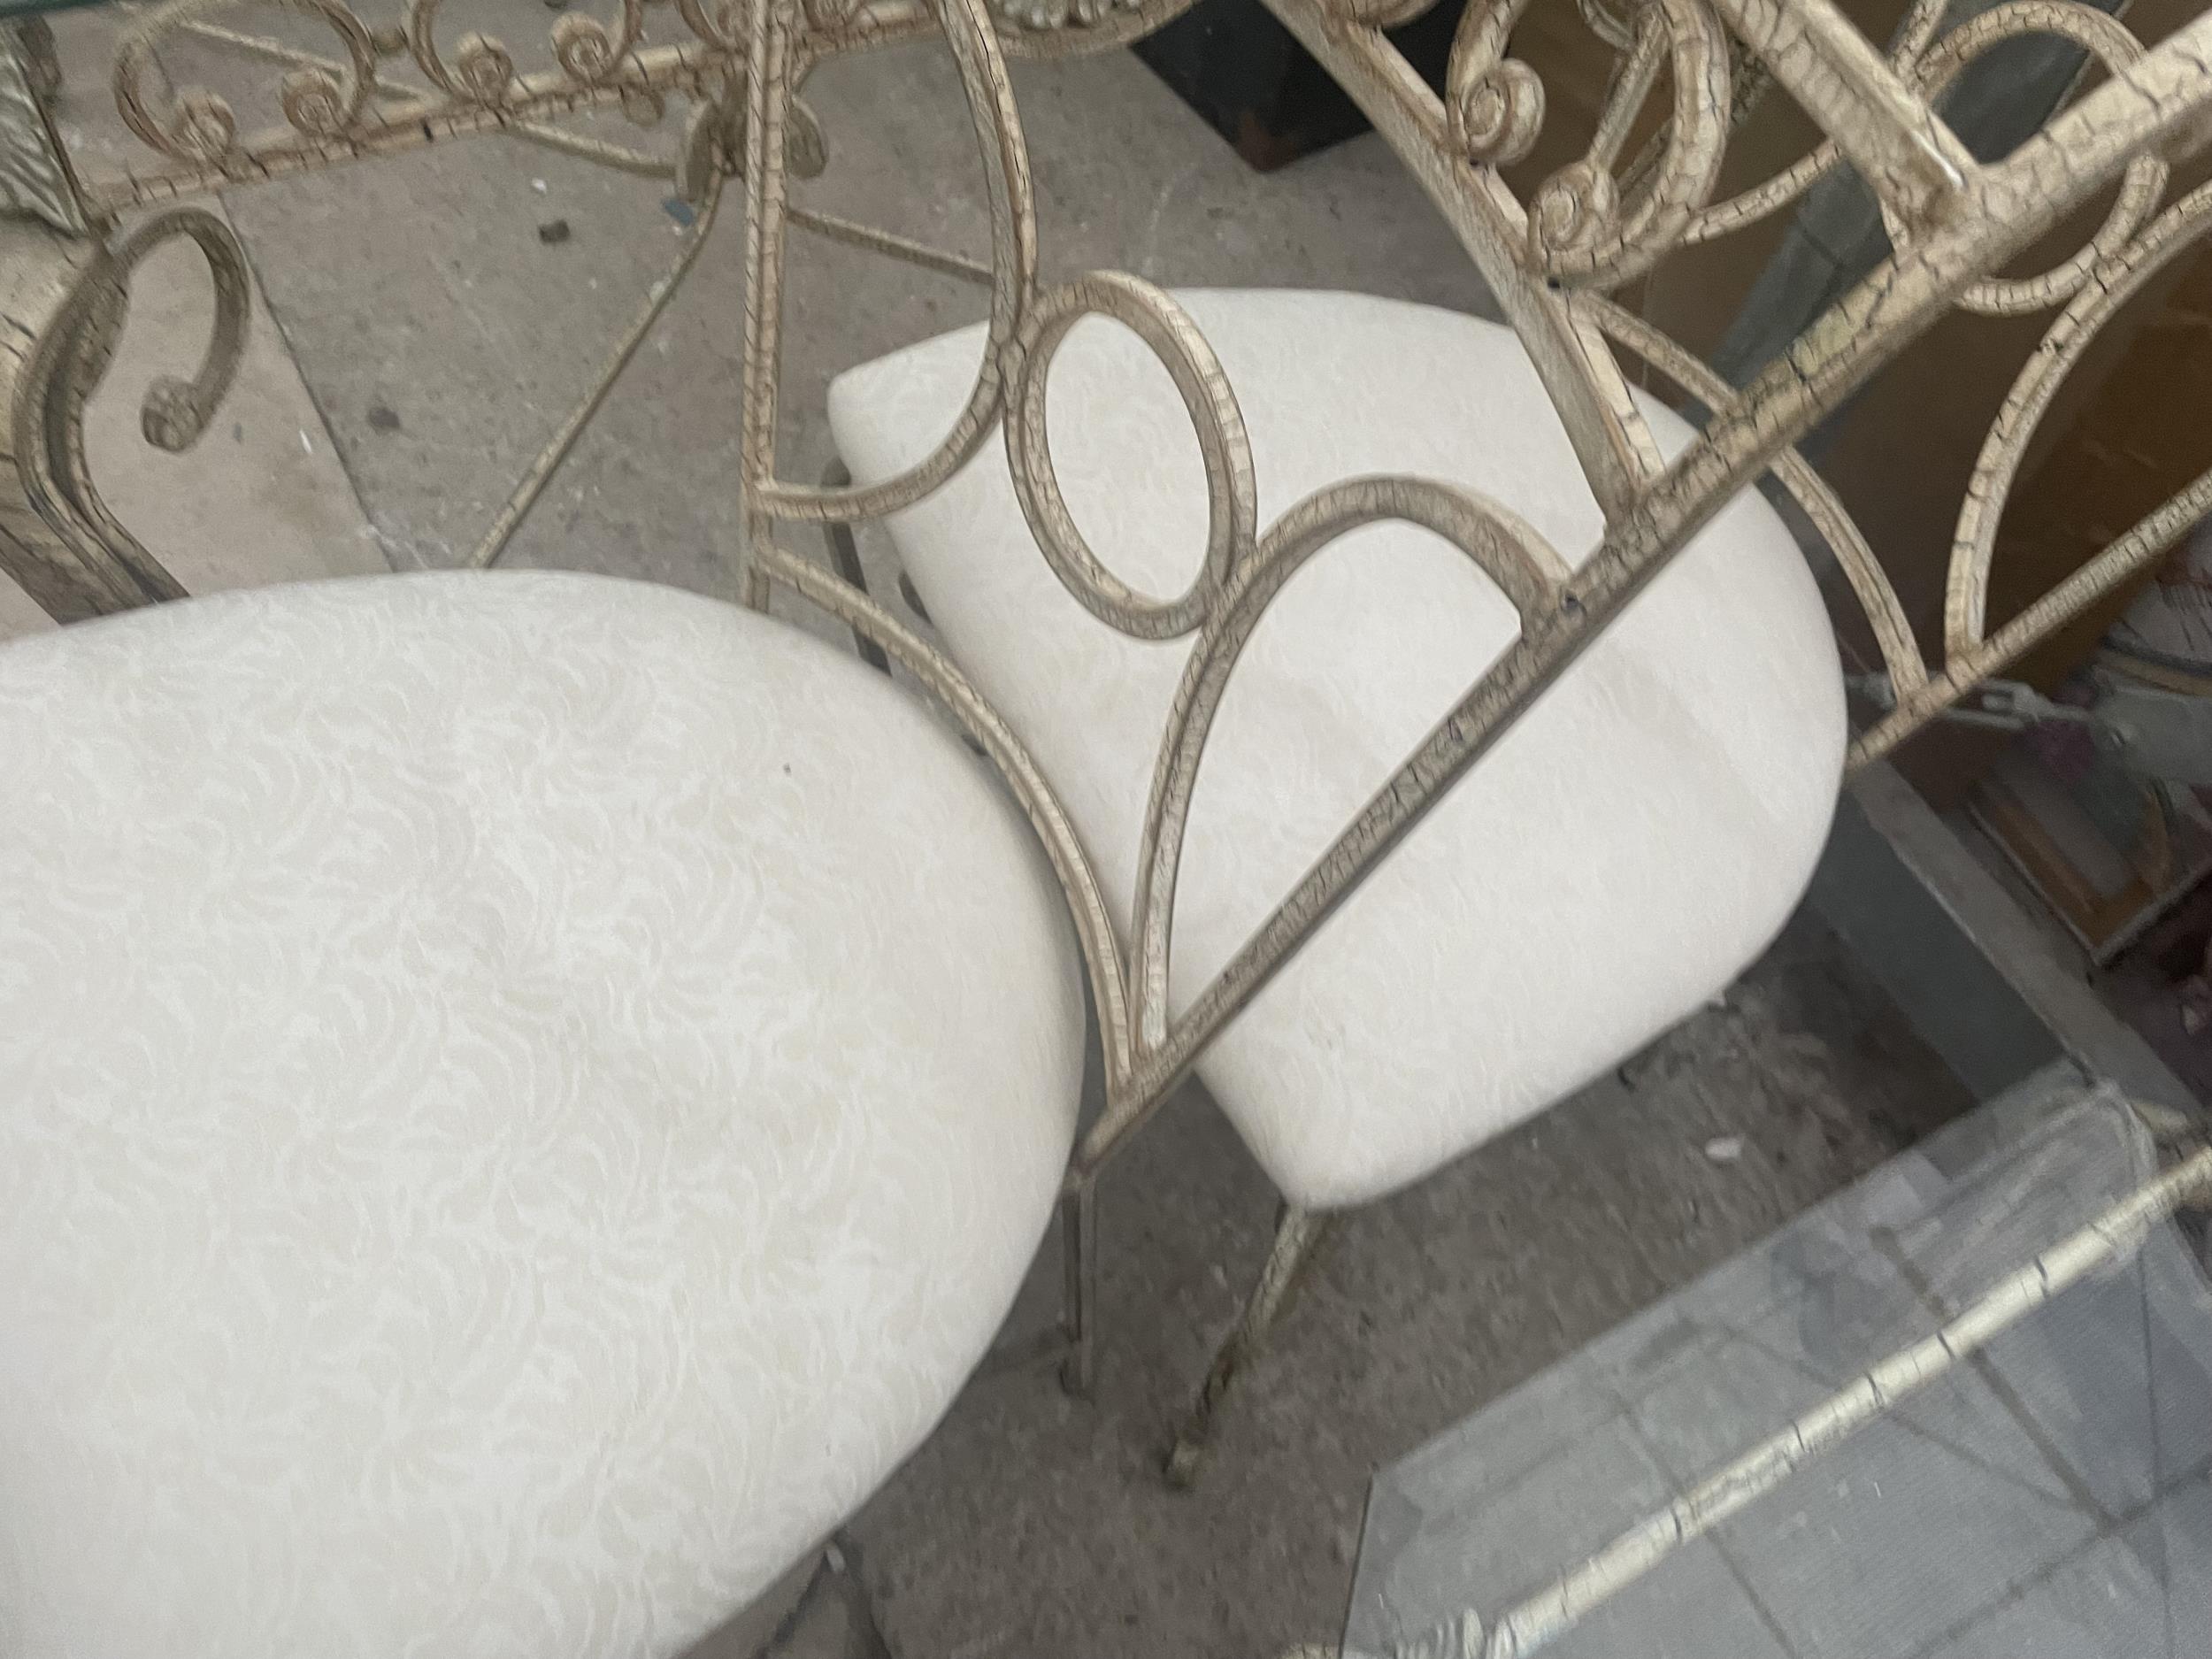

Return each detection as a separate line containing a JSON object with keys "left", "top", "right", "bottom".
{"left": 1058, "top": 1348, "right": 1093, "bottom": 1398}
{"left": 1057, "top": 1182, "right": 1098, "bottom": 1399}
{"left": 1163, "top": 1202, "right": 1332, "bottom": 1489}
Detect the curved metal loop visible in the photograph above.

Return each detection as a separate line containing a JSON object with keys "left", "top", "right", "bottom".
{"left": 8, "top": 211, "right": 247, "bottom": 617}
{"left": 115, "top": 0, "right": 382, "bottom": 164}
{"left": 1526, "top": 0, "right": 1731, "bottom": 288}
{"left": 549, "top": 0, "right": 650, "bottom": 87}
{"left": 1004, "top": 273, "right": 1258, "bottom": 641}
{"left": 403, "top": 0, "right": 520, "bottom": 107}
{"left": 676, "top": 0, "right": 750, "bottom": 51}
{"left": 1681, "top": 0, "right": 1991, "bottom": 250}
{"left": 1583, "top": 296, "right": 1929, "bottom": 697}
{"left": 1682, "top": 141, "right": 1840, "bottom": 245}
{"left": 1575, "top": 0, "right": 1642, "bottom": 52}
{"left": 755, "top": 0, "right": 1039, "bottom": 524}
{"left": 403, "top": 0, "right": 647, "bottom": 105}
{"left": 1445, "top": 0, "right": 1545, "bottom": 166}
{"left": 1889, "top": 2, "right": 2163, "bottom": 317}
{"left": 1446, "top": 0, "right": 1732, "bottom": 289}
{"left": 105, "top": 209, "right": 253, "bottom": 453}
{"left": 1126, "top": 476, "right": 1570, "bottom": 1052}
{"left": 1947, "top": 179, "right": 2212, "bottom": 661}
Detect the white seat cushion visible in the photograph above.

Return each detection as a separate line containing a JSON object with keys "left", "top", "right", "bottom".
{"left": 829, "top": 289, "right": 1844, "bottom": 1210}
{"left": 0, "top": 572, "right": 1083, "bottom": 1659}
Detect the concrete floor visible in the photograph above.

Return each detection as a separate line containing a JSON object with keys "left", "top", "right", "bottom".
{"left": 12, "top": 8, "right": 1974, "bottom": 1655}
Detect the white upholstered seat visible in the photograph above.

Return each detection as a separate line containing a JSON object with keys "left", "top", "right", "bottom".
{"left": 0, "top": 572, "right": 1084, "bottom": 1659}
{"left": 829, "top": 289, "right": 1847, "bottom": 1211}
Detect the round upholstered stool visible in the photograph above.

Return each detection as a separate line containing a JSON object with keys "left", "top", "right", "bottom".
{"left": 0, "top": 572, "right": 1083, "bottom": 1659}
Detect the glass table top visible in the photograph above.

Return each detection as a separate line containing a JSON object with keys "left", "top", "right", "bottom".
{"left": 1347, "top": 1070, "right": 2212, "bottom": 1659}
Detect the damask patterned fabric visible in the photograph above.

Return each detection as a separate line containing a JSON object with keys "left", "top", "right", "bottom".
{"left": 829, "top": 290, "right": 1846, "bottom": 1210}
{"left": 0, "top": 572, "right": 1086, "bottom": 1658}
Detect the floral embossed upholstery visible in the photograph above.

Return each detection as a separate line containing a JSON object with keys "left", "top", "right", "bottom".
{"left": 0, "top": 572, "right": 1085, "bottom": 1659}
{"left": 829, "top": 289, "right": 1846, "bottom": 1210}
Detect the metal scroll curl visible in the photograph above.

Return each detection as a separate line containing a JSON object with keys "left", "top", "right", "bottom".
{"left": 1442, "top": 0, "right": 1732, "bottom": 289}
{"left": 403, "top": 0, "right": 649, "bottom": 107}
{"left": 115, "top": 0, "right": 383, "bottom": 165}
{"left": 1, "top": 209, "right": 248, "bottom": 621}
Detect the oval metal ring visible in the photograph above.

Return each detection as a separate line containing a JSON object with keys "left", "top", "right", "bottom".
{"left": 1895, "top": 1, "right": 2165, "bottom": 317}
{"left": 1003, "top": 273, "right": 1259, "bottom": 641}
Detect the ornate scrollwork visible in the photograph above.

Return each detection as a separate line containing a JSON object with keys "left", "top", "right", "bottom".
{"left": 1893, "top": 1, "right": 2165, "bottom": 317}
{"left": 0, "top": 211, "right": 247, "bottom": 623}
{"left": 549, "top": 0, "right": 649, "bottom": 87}
{"left": 676, "top": 0, "right": 749, "bottom": 51}
{"left": 403, "top": 0, "right": 521, "bottom": 106}
{"left": 1452, "top": 59, "right": 1546, "bottom": 167}
{"left": 403, "top": 0, "right": 655, "bottom": 107}
{"left": 1585, "top": 295, "right": 1928, "bottom": 701}
{"left": 992, "top": 0, "right": 1152, "bottom": 33}
{"left": 1443, "top": 0, "right": 1534, "bottom": 165}
{"left": 986, "top": 0, "right": 1212, "bottom": 58}
{"left": 115, "top": 0, "right": 383, "bottom": 165}
{"left": 116, "top": 213, "right": 254, "bottom": 455}
{"left": 1574, "top": 0, "right": 1640, "bottom": 51}
{"left": 1003, "top": 273, "right": 1256, "bottom": 640}
{"left": 1537, "top": 0, "right": 1730, "bottom": 286}
{"left": 1527, "top": 157, "right": 1618, "bottom": 253}
{"left": 1947, "top": 180, "right": 2212, "bottom": 664}
{"left": 1441, "top": 0, "right": 1730, "bottom": 288}
{"left": 1124, "top": 469, "right": 1569, "bottom": 1056}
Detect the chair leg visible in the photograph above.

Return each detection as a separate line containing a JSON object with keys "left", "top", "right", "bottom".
{"left": 1058, "top": 1181, "right": 1098, "bottom": 1397}
{"left": 1164, "top": 1202, "right": 1333, "bottom": 1487}
{"left": 1057, "top": 988, "right": 1109, "bottom": 1397}
{"left": 818, "top": 457, "right": 891, "bottom": 676}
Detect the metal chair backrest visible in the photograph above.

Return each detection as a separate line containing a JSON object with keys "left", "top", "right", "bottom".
{"left": 729, "top": 0, "right": 2212, "bottom": 1170}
